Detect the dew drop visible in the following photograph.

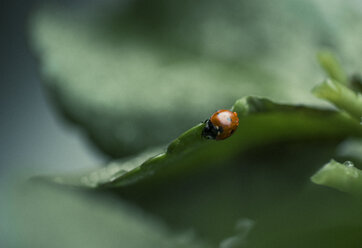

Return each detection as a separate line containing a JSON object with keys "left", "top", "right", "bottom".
{"left": 343, "top": 161, "right": 354, "bottom": 167}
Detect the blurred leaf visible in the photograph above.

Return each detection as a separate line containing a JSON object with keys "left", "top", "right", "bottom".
{"left": 312, "top": 79, "right": 362, "bottom": 120}
{"left": 30, "top": 0, "right": 362, "bottom": 157}
{"left": 39, "top": 96, "right": 362, "bottom": 188}
{"left": 317, "top": 50, "right": 348, "bottom": 84}
{"left": 219, "top": 219, "right": 255, "bottom": 248}
{"left": 245, "top": 187, "right": 362, "bottom": 248}
{"left": 311, "top": 159, "right": 362, "bottom": 196}
{"left": 117, "top": 142, "right": 362, "bottom": 246}
{"left": 26, "top": 1, "right": 362, "bottom": 247}
{"left": 4, "top": 181, "right": 210, "bottom": 248}
{"left": 338, "top": 138, "right": 362, "bottom": 163}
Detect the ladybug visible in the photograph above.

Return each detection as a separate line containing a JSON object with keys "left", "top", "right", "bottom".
{"left": 202, "top": 110, "right": 239, "bottom": 140}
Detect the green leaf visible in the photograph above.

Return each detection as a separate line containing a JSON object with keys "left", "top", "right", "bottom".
{"left": 312, "top": 79, "right": 362, "bottom": 121}
{"left": 113, "top": 142, "right": 362, "bottom": 246}
{"left": 3, "top": 181, "right": 210, "bottom": 248}
{"left": 30, "top": 0, "right": 362, "bottom": 157}
{"left": 317, "top": 50, "right": 348, "bottom": 84}
{"left": 39, "top": 96, "right": 362, "bottom": 188}
{"left": 311, "top": 159, "right": 362, "bottom": 197}
{"left": 244, "top": 188, "right": 362, "bottom": 248}
{"left": 25, "top": 2, "right": 362, "bottom": 247}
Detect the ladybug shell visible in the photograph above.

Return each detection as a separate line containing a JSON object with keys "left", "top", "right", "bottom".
{"left": 210, "top": 110, "right": 239, "bottom": 140}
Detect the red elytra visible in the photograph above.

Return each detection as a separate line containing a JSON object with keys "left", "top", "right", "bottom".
{"left": 210, "top": 110, "right": 239, "bottom": 140}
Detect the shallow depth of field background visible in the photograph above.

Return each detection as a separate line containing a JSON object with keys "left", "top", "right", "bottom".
{"left": 1, "top": 2, "right": 103, "bottom": 246}
{"left": 1, "top": 1, "right": 362, "bottom": 248}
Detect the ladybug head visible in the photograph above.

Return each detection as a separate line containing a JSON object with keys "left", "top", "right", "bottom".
{"left": 202, "top": 119, "right": 223, "bottom": 140}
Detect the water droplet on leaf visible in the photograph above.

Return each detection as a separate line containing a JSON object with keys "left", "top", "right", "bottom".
{"left": 343, "top": 161, "right": 354, "bottom": 167}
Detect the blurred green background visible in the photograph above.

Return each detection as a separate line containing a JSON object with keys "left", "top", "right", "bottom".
{"left": 1, "top": 0, "right": 362, "bottom": 247}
